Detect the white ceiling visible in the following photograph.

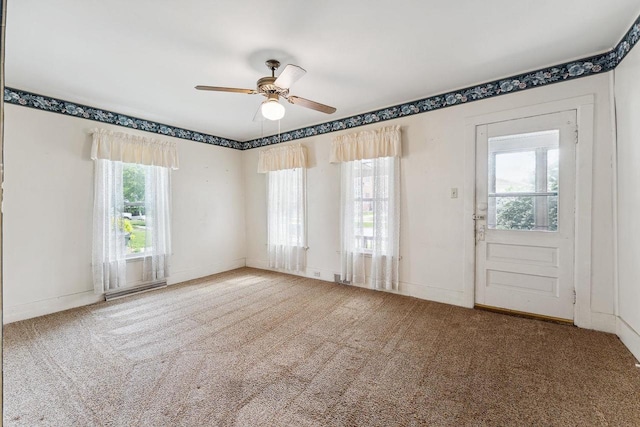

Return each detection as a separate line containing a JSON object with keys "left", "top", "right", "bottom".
{"left": 6, "top": 0, "right": 640, "bottom": 142}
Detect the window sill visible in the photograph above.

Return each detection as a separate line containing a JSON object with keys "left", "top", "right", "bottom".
{"left": 335, "top": 250, "right": 373, "bottom": 258}
{"left": 335, "top": 250, "right": 401, "bottom": 260}
{"left": 126, "top": 255, "right": 145, "bottom": 263}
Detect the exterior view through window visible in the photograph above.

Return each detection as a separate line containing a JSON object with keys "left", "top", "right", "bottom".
{"left": 267, "top": 168, "right": 306, "bottom": 247}
{"left": 488, "top": 130, "right": 559, "bottom": 231}
{"left": 353, "top": 158, "right": 390, "bottom": 252}
{"left": 122, "top": 163, "right": 147, "bottom": 255}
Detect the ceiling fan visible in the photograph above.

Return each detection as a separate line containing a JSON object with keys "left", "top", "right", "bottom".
{"left": 195, "top": 59, "right": 336, "bottom": 121}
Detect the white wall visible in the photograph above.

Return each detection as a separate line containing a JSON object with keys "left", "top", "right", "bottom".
{"left": 243, "top": 73, "right": 616, "bottom": 331}
{"left": 3, "top": 105, "right": 246, "bottom": 323}
{"left": 614, "top": 45, "right": 640, "bottom": 361}
{"left": 1, "top": 72, "right": 621, "bottom": 337}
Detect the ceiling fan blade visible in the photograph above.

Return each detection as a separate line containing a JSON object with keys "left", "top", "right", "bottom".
{"left": 195, "top": 85, "right": 256, "bottom": 94}
{"left": 253, "top": 104, "right": 265, "bottom": 122}
{"left": 288, "top": 96, "right": 336, "bottom": 114}
{"left": 274, "top": 64, "right": 306, "bottom": 89}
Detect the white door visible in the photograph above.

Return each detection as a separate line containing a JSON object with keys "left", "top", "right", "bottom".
{"left": 475, "top": 110, "right": 576, "bottom": 321}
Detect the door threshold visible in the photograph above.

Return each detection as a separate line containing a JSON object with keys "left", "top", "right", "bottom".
{"left": 474, "top": 304, "right": 574, "bottom": 325}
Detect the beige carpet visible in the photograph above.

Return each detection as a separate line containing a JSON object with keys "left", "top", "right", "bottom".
{"left": 4, "top": 268, "right": 640, "bottom": 426}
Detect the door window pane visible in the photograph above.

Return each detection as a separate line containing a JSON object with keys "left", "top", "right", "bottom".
{"left": 495, "top": 196, "right": 534, "bottom": 230}
{"left": 494, "top": 151, "right": 536, "bottom": 193}
{"left": 488, "top": 130, "right": 559, "bottom": 232}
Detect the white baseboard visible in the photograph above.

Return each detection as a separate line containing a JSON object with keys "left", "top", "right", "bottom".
{"left": 245, "top": 258, "right": 336, "bottom": 283}
{"left": 4, "top": 290, "right": 103, "bottom": 325}
{"left": 347, "top": 280, "right": 466, "bottom": 307}
{"left": 167, "top": 257, "right": 247, "bottom": 285}
{"left": 589, "top": 312, "right": 617, "bottom": 333}
{"left": 617, "top": 317, "right": 640, "bottom": 362}
{"left": 398, "top": 281, "right": 467, "bottom": 307}
{"left": 245, "top": 258, "right": 467, "bottom": 307}
{"left": 4, "top": 257, "right": 247, "bottom": 325}
{"left": 245, "top": 258, "right": 268, "bottom": 270}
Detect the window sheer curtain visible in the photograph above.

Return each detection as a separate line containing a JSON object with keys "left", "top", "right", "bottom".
{"left": 268, "top": 168, "right": 306, "bottom": 271}
{"left": 332, "top": 126, "right": 401, "bottom": 290}
{"left": 92, "top": 159, "right": 126, "bottom": 293}
{"left": 91, "top": 128, "right": 178, "bottom": 293}
{"left": 259, "top": 144, "right": 308, "bottom": 272}
{"left": 143, "top": 165, "right": 172, "bottom": 282}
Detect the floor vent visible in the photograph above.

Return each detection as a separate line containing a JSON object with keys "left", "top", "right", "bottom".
{"left": 105, "top": 281, "right": 167, "bottom": 301}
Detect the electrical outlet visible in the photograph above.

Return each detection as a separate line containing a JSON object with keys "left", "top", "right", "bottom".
{"left": 313, "top": 271, "right": 321, "bottom": 278}
{"left": 450, "top": 188, "right": 458, "bottom": 199}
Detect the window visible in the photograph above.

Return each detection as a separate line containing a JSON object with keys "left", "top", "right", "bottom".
{"left": 267, "top": 168, "right": 307, "bottom": 271}
{"left": 343, "top": 156, "right": 396, "bottom": 255}
{"left": 91, "top": 128, "right": 176, "bottom": 292}
{"left": 258, "top": 143, "right": 309, "bottom": 272}
{"left": 352, "top": 159, "right": 389, "bottom": 253}
{"left": 488, "top": 130, "right": 559, "bottom": 231}
{"left": 339, "top": 154, "right": 400, "bottom": 289}
{"left": 333, "top": 125, "right": 401, "bottom": 290}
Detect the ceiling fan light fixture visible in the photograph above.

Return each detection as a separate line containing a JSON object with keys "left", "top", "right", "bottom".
{"left": 261, "top": 96, "right": 285, "bottom": 121}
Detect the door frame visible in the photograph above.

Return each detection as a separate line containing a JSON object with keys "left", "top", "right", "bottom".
{"left": 463, "top": 95, "right": 595, "bottom": 329}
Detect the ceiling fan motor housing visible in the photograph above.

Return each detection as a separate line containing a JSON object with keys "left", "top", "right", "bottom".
{"left": 257, "top": 76, "right": 289, "bottom": 97}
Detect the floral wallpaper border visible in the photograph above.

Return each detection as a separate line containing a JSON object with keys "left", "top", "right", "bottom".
{"left": 244, "top": 14, "right": 640, "bottom": 149}
{"left": 3, "top": 88, "right": 243, "bottom": 150}
{"left": 4, "top": 14, "right": 640, "bottom": 151}
{"left": 615, "top": 14, "right": 640, "bottom": 65}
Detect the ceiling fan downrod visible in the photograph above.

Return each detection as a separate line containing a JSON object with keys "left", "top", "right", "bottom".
{"left": 265, "top": 59, "right": 281, "bottom": 77}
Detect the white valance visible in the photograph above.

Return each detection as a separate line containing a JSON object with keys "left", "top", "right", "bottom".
{"left": 330, "top": 125, "right": 401, "bottom": 163}
{"left": 257, "top": 143, "right": 308, "bottom": 173}
{"left": 90, "top": 128, "right": 179, "bottom": 170}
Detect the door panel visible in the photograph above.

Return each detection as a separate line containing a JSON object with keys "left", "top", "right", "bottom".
{"left": 486, "top": 243, "right": 557, "bottom": 266}
{"left": 487, "top": 270, "right": 557, "bottom": 296}
{"left": 475, "top": 111, "right": 576, "bottom": 321}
